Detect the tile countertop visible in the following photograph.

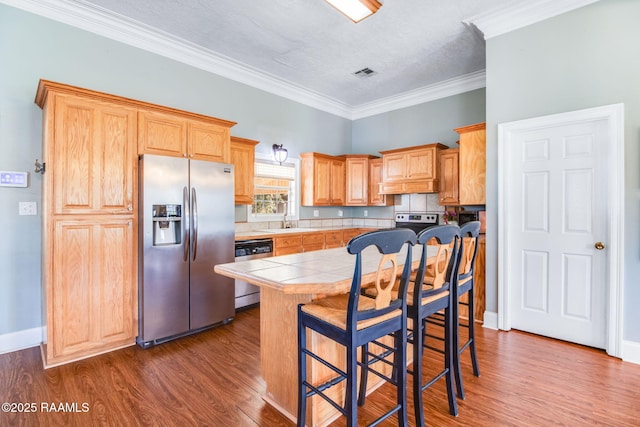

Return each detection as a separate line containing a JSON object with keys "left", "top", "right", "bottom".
{"left": 215, "top": 245, "right": 434, "bottom": 295}
{"left": 234, "top": 225, "right": 385, "bottom": 241}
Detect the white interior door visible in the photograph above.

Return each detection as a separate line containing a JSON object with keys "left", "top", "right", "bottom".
{"left": 505, "top": 119, "right": 610, "bottom": 348}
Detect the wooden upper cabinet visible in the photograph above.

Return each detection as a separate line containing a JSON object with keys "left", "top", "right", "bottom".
{"left": 378, "top": 143, "right": 447, "bottom": 194}
{"left": 329, "top": 157, "right": 346, "bottom": 205}
{"left": 368, "top": 158, "right": 393, "bottom": 206}
{"left": 188, "top": 120, "right": 230, "bottom": 162}
{"left": 438, "top": 148, "right": 459, "bottom": 205}
{"left": 301, "top": 152, "right": 346, "bottom": 206}
{"left": 139, "top": 111, "right": 233, "bottom": 162}
{"left": 230, "top": 136, "right": 259, "bottom": 205}
{"left": 455, "top": 123, "right": 486, "bottom": 205}
{"left": 345, "top": 155, "right": 374, "bottom": 206}
{"left": 138, "top": 110, "right": 186, "bottom": 157}
{"left": 52, "top": 94, "right": 137, "bottom": 215}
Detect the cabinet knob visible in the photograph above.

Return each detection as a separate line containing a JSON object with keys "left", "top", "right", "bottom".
{"left": 594, "top": 242, "right": 605, "bottom": 250}
{"left": 128, "top": 205, "right": 133, "bottom": 211}
{"left": 183, "top": 153, "right": 188, "bottom": 157}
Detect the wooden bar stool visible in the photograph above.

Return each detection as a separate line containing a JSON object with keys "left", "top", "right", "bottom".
{"left": 359, "top": 225, "right": 461, "bottom": 426}
{"left": 426, "top": 221, "right": 481, "bottom": 400}
{"left": 453, "top": 221, "right": 482, "bottom": 399}
{"left": 296, "top": 228, "right": 416, "bottom": 427}
{"left": 409, "top": 225, "right": 461, "bottom": 426}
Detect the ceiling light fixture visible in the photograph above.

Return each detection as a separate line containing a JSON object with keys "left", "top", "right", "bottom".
{"left": 325, "top": 0, "right": 382, "bottom": 23}
{"left": 272, "top": 144, "right": 288, "bottom": 164}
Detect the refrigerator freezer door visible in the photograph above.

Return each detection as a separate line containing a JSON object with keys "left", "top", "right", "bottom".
{"left": 139, "top": 155, "right": 190, "bottom": 343}
{"left": 188, "top": 160, "right": 235, "bottom": 329}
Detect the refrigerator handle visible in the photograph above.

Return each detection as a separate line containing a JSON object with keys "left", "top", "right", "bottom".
{"left": 183, "top": 186, "right": 190, "bottom": 262}
{"left": 191, "top": 187, "right": 198, "bottom": 261}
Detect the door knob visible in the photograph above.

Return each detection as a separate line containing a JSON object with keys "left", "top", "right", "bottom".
{"left": 594, "top": 242, "right": 605, "bottom": 250}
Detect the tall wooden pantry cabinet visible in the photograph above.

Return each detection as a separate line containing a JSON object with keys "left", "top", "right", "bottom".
{"left": 35, "top": 81, "right": 138, "bottom": 367}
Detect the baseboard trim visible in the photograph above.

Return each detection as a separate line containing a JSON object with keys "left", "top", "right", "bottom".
{"left": 622, "top": 340, "right": 640, "bottom": 365}
{"left": 0, "top": 327, "right": 42, "bottom": 355}
{"left": 482, "top": 311, "right": 498, "bottom": 330}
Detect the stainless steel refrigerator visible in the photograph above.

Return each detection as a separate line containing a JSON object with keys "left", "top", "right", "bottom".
{"left": 137, "top": 154, "right": 235, "bottom": 348}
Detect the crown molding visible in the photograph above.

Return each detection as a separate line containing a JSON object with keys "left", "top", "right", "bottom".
{"left": 3, "top": 0, "right": 485, "bottom": 120}
{"left": 1, "top": 0, "right": 354, "bottom": 117}
{"left": 351, "top": 70, "right": 486, "bottom": 120}
{"left": 463, "top": 0, "right": 600, "bottom": 40}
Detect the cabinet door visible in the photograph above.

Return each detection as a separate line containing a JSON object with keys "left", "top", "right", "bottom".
{"left": 346, "top": 157, "right": 368, "bottom": 206}
{"left": 382, "top": 152, "right": 407, "bottom": 182}
{"left": 313, "top": 156, "right": 332, "bottom": 205}
{"left": 188, "top": 120, "right": 230, "bottom": 162}
{"left": 230, "top": 137, "right": 258, "bottom": 205}
{"left": 138, "top": 110, "right": 187, "bottom": 157}
{"left": 49, "top": 217, "right": 137, "bottom": 362}
{"left": 406, "top": 147, "right": 436, "bottom": 180}
{"left": 330, "top": 158, "right": 346, "bottom": 205}
{"left": 368, "top": 158, "right": 391, "bottom": 206}
{"left": 342, "top": 228, "right": 363, "bottom": 245}
{"left": 324, "top": 231, "right": 343, "bottom": 248}
{"left": 302, "top": 232, "right": 325, "bottom": 252}
{"left": 53, "top": 95, "right": 136, "bottom": 215}
{"left": 438, "top": 149, "right": 459, "bottom": 205}
{"left": 458, "top": 126, "right": 486, "bottom": 205}
{"left": 274, "top": 235, "right": 303, "bottom": 256}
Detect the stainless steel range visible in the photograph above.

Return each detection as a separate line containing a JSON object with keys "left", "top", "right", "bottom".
{"left": 394, "top": 212, "right": 440, "bottom": 234}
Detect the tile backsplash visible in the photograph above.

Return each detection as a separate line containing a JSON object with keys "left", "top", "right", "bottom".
{"left": 394, "top": 193, "right": 445, "bottom": 214}
{"left": 235, "top": 193, "right": 444, "bottom": 233}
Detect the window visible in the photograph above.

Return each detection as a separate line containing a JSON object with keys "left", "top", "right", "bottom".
{"left": 248, "top": 155, "right": 298, "bottom": 222}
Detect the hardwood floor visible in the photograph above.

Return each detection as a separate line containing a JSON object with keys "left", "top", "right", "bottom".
{"left": 1, "top": 307, "right": 639, "bottom": 426}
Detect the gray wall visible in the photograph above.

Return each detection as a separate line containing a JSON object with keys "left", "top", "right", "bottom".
{"left": 0, "top": 4, "right": 351, "bottom": 335}
{"left": 352, "top": 89, "right": 486, "bottom": 154}
{"left": 485, "top": 0, "right": 640, "bottom": 342}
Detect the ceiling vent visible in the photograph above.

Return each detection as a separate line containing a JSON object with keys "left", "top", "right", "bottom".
{"left": 353, "top": 67, "right": 377, "bottom": 78}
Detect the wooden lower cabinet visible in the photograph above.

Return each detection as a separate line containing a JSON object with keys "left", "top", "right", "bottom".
{"left": 342, "top": 228, "right": 363, "bottom": 243}
{"left": 44, "top": 217, "right": 137, "bottom": 367}
{"left": 302, "top": 232, "right": 325, "bottom": 252}
{"left": 457, "top": 235, "right": 486, "bottom": 322}
{"left": 324, "top": 231, "right": 343, "bottom": 248}
{"left": 272, "top": 229, "right": 372, "bottom": 256}
{"left": 273, "top": 235, "right": 304, "bottom": 256}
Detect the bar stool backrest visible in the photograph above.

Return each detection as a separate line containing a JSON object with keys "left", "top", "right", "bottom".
{"left": 413, "top": 225, "right": 460, "bottom": 303}
{"left": 458, "top": 221, "right": 481, "bottom": 281}
{"left": 345, "top": 228, "right": 417, "bottom": 329}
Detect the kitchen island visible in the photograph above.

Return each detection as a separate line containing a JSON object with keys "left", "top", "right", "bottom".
{"left": 214, "top": 244, "right": 429, "bottom": 426}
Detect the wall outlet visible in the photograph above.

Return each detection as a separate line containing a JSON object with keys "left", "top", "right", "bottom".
{"left": 313, "top": 210, "right": 319, "bottom": 217}
{"left": 338, "top": 210, "right": 343, "bottom": 217}
{"left": 364, "top": 210, "right": 368, "bottom": 217}
{"left": 19, "top": 201, "right": 37, "bottom": 216}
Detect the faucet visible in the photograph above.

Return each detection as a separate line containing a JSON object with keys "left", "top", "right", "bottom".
{"left": 282, "top": 202, "right": 292, "bottom": 228}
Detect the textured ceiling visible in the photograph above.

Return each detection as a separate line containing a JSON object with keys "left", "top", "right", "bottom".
{"left": 77, "top": 0, "right": 526, "bottom": 107}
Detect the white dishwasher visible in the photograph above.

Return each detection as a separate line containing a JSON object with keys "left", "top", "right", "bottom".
{"left": 234, "top": 238, "right": 273, "bottom": 309}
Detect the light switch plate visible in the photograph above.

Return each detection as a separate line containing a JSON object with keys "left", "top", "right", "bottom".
{"left": 19, "top": 201, "right": 37, "bottom": 216}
